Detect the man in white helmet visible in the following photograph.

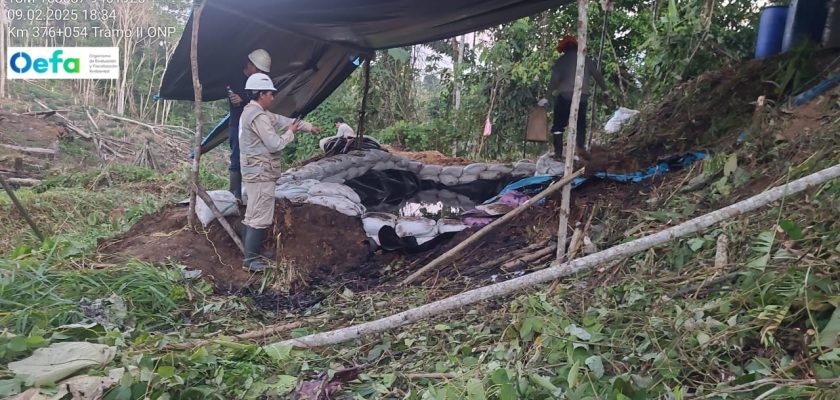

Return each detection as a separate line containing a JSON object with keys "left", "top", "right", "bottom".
{"left": 239, "top": 72, "right": 320, "bottom": 271}
{"left": 226, "top": 49, "right": 273, "bottom": 202}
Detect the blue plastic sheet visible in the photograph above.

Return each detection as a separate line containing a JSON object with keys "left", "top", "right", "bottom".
{"left": 484, "top": 151, "right": 708, "bottom": 204}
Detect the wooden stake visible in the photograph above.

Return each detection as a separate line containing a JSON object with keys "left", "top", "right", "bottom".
{"left": 356, "top": 58, "right": 371, "bottom": 150}
{"left": 401, "top": 168, "right": 584, "bottom": 286}
{"left": 271, "top": 164, "right": 840, "bottom": 348}
{"left": 557, "top": 0, "right": 590, "bottom": 263}
{"left": 187, "top": 0, "right": 206, "bottom": 228}
{"left": 0, "top": 175, "right": 44, "bottom": 242}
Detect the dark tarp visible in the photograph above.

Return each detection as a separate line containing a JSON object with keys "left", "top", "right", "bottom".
{"left": 161, "top": 0, "right": 571, "bottom": 153}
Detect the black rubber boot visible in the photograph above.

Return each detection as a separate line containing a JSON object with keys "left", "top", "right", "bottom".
{"left": 229, "top": 170, "right": 242, "bottom": 202}
{"left": 552, "top": 132, "right": 563, "bottom": 158}
{"left": 243, "top": 226, "right": 269, "bottom": 272}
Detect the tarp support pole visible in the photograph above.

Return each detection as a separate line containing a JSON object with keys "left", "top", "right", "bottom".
{"left": 356, "top": 57, "right": 371, "bottom": 149}
{"left": 588, "top": 3, "right": 611, "bottom": 149}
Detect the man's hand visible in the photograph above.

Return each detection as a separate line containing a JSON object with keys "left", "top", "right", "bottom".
{"left": 228, "top": 92, "right": 242, "bottom": 106}
{"left": 310, "top": 126, "right": 321, "bottom": 134}
{"left": 288, "top": 120, "right": 302, "bottom": 133}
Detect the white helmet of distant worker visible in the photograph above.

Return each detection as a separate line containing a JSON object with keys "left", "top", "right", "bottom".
{"left": 248, "top": 49, "right": 271, "bottom": 73}
{"left": 245, "top": 73, "right": 276, "bottom": 91}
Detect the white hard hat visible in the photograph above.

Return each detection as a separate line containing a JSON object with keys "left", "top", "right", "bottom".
{"left": 245, "top": 73, "right": 277, "bottom": 91}
{"left": 248, "top": 49, "right": 271, "bottom": 73}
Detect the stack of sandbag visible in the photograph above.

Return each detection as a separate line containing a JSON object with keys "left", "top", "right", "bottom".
{"left": 416, "top": 162, "right": 535, "bottom": 186}
{"left": 275, "top": 179, "right": 366, "bottom": 217}
{"left": 275, "top": 179, "right": 320, "bottom": 202}
{"left": 194, "top": 190, "right": 240, "bottom": 227}
{"left": 535, "top": 153, "right": 566, "bottom": 176}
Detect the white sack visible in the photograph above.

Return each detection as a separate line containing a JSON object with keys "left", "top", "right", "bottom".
{"left": 196, "top": 190, "right": 240, "bottom": 227}
{"left": 604, "top": 107, "right": 640, "bottom": 134}
{"left": 396, "top": 216, "right": 438, "bottom": 237}
{"left": 305, "top": 195, "right": 366, "bottom": 217}
{"left": 308, "top": 182, "right": 362, "bottom": 203}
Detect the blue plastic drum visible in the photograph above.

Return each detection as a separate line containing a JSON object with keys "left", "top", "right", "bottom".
{"left": 756, "top": 5, "right": 789, "bottom": 59}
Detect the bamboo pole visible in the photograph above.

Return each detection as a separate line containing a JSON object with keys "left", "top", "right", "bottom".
{"left": 187, "top": 0, "right": 206, "bottom": 228}
{"left": 557, "top": 0, "right": 589, "bottom": 263}
{"left": 272, "top": 164, "right": 840, "bottom": 348}
{"left": 400, "top": 168, "right": 584, "bottom": 286}
{"left": 0, "top": 175, "right": 44, "bottom": 242}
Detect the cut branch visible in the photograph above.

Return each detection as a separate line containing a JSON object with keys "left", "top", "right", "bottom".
{"left": 272, "top": 164, "right": 840, "bottom": 348}
{"left": 401, "top": 168, "right": 584, "bottom": 285}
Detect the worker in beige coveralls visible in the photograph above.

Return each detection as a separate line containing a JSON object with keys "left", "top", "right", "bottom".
{"left": 238, "top": 73, "right": 320, "bottom": 271}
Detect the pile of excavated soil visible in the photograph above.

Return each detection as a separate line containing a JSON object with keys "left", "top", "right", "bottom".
{"left": 100, "top": 201, "right": 372, "bottom": 292}
{"left": 385, "top": 147, "right": 474, "bottom": 166}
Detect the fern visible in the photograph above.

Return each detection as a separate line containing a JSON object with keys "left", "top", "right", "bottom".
{"left": 747, "top": 230, "right": 776, "bottom": 270}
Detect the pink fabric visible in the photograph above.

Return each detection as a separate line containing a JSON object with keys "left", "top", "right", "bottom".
{"left": 483, "top": 117, "right": 492, "bottom": 137}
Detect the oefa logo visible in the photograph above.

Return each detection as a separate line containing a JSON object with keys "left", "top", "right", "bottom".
{"left": 10, "top": 50, "right": 80, "bottom": 74}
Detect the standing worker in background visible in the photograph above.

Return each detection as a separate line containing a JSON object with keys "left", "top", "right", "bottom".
{"left": 334, "top": 117, "right": 356, "bottom": 139}
{"left": 549, "top": 35, "right": 608, "bottom": 158}
{"left": 227, "top": 49, "right": 272, "bottom": 202}
{"left": 239, "top": 73, "right": 320, "bottom": 272}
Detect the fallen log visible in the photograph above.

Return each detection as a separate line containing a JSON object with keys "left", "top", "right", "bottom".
{"left": 5, "top": 177, "right": 41, "bottom": 186}
{"left": 401, "top": 168, "right": 585, "bottom": 285}
{"left": 272, "top": 164, "right": 840, "bottom": 348}
{"left": 0, "top": 143, "right": 57, "bottom": 156}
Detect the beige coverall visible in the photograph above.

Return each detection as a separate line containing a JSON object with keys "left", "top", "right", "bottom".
{"left": 239, "top": 101, "right": 314, "bottom": 229}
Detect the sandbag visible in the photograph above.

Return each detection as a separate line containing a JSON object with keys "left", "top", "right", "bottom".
{"left": 438, "top": 174, "right": 460, "bottom": 186}
{"left": 463, "top": 163, "right": 488, "bottom": 175}
{"left": 487, "top": 164, "right": 514, "bottom": 174}
{"left": 196, "top": 190, "right": 239, "bottom": 227}
{"left": 321, "top": 175, "right": 346, "bottom": 184}
{"left": 437, "top": 218, "right": 468, "bottom": 233}
{"left": 604, "top": 107, "right": 640, "bottom": 134}
{"left": 512, "top": 161, "right": 537, "bottom": 176}
{"left": 406, "top": 161, "right": 424, "bottom": 174}
{"left": 396, "top": 216, "right": 437, "bottom": 237}
{"left": 275, "top": 179, "right": 320, "bottom": 202}
{"left": 308, "top": 182, "right": 362, "bottom": 203}
{"left": 535, "top": 153, "right": 566, "bottom": 176}
{"left": 441, "top": 166, "right": 464, "bottom": 178}
{"left": 458, "top": 172, "right": 479, "bottom": 184}
{"left": 362, "top": 212, "right": 398, "bottom": 237}
{"left": 478, "top": 170, "right": 504, "bottom": 180}
{"left": 419, "top": 165, "right": 443, "bottom": 179}
{"left": 305, "top": 195, "right": 366, "bottom": 217}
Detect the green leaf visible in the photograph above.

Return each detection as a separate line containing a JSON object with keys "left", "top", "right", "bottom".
{"left": 7, "top": 336, "right": 27, "bottom": 352}
{"left": 687, "top": 238, "right": 705, "bottom": 252}
{"left": 778, "top": 220, "right": 803, "bottom": 240}
{"left": 818, "top": 307, "right": 840, "bottom": 348}
{"left": 568, "top": 360, "right": 581, "bottom": 388}
{"left": 157, "top": 366, "right": 176, "bottom": 379}
{"left": 723, "top": 154, "right": 738, "bottom": 177}
{"left": 0, "top": 379, "right": 22, "bottom": 397}
{"left": 466, "top": 378, "right": 486, "bottom": 400}
{"left": 270, "top": 375, "right": 298, "bottom": 396}
{"left": 263, "top": 343, "right": 293, "bottom": 362}
{"left": 585, "top": 355, "right": 604, "bottom": 379}
{"left": 696, "top": 332, "right": 710, "bottom": 347}
{"left": 747, "top": 230, "right": 775, "bottom": 270}
{"left": 519, "top": 317, "right": 543, "bottom": 340}
{"left": 530, "top": 373, "right": 560, "bottom": 394}
{"left": 565, "top": 324, "right": 591, "bottom": 341}
{"left": 381, "top": 373, "right": 396, "bottom": 389}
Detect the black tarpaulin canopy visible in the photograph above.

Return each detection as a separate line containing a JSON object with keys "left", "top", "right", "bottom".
{"left": 159, "top": 0, "right": 571, "bottom": 152}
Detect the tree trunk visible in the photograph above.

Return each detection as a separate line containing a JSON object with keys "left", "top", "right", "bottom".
{"left": 187, "top": 0, "right": 205, "bottom": 228}
{"left": 272, "top": 164, "right": 840, "bottom": 348}
{"left": 557, "top": 0, "right": 589, "bottom": 262}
